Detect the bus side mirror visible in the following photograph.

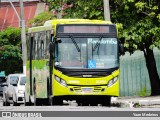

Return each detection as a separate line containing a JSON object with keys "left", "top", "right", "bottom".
{"left": 119, "top": 43, "right": 125, "bottom": 55}
{"left": 56, "top": 38, "right": 62, "bottom": 43}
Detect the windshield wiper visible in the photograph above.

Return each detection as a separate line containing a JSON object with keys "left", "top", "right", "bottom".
{"left": 70, "top": 35, "right": 81, "bottom": 52}
{"left": 93, "top": 36, "right": 103, "bottom": 51}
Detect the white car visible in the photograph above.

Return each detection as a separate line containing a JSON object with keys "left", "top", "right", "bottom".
{"left": 3, "top": 74, "right": 26, "bottom": 106}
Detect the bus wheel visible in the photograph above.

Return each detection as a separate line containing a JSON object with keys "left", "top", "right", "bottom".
{"left": 35, "top": 98, "right": 42, "bottom": 106}
{"left": 101, "top": 97, "right": 111, "bottom": 107}
{"left": 52, "top": 97, "right": 63, "bottom": 105}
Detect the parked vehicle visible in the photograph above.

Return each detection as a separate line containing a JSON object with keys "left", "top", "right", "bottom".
{"left": 13, "top": 74, "right": 26, "bottom": 106}
{"left": 0, "top": 71, "right": 6, "bottom": 95}
{"left": 3, "top": 74, "right": 26, "bottom": 106}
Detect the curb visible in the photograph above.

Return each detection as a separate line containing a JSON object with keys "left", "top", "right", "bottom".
{"left": 111, "top": 97, "right": 160, "bottom": 108}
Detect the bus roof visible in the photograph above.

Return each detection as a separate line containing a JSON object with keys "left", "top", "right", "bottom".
{"left": 28, "top": 25, "right": 53, "bottom": 33}
{"left": 44, "top": 19, "right": 112, "bottom": 29}
{"left": 28, "top": 19, "right": 113, "bottom": 33}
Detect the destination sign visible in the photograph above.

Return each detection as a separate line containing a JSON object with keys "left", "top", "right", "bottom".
{"left": 57, "top": 25, "right": 116, "bottom": 34}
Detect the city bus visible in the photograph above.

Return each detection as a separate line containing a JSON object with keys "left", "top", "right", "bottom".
{"left": 25, "top": 19, "right": 123, "bottom": 106}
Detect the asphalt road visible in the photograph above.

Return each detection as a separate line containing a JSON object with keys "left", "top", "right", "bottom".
{"left": 0, "top": 96, "right": 160, "bottom": 120}
{"left": 0, "top": 96, "right": 121, "bottom": 111}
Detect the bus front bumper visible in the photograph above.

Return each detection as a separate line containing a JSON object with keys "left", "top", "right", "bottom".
{"left": 53, "top": 80, "right": 119, "bottom": 97}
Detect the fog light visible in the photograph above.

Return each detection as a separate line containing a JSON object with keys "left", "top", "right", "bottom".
{"left": 101, "top": 88, "right": 105, "bottom": 92}
{"left": 70, "top": 88, "right": 74, "bottom": 91}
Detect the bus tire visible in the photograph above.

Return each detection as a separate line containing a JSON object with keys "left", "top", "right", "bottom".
{"left": 101, "top": 96, "right": 111, "bottom": 107}
{"left": 52, "top": 97, "right": 63, "bottom": 105}
{"left": 35, "top": 98, "right": 42, "bottom": 106}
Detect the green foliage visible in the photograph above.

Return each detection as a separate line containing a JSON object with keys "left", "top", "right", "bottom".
{"left": 133, "top": 103, "right": 141, "bottom": 108}
{"left": 110, "top": 0, "right": 160, "bottom": 53}
{"left": 0, "top": 27, "right": 21, "bottom": 46}
{"left": 0, "top": 27, "right": 22, "bottom": 75}
{"left": 0, "top": 45, "right": 21, "bottom": 59}
{"left": 48, "top": 0, "right": 104, "bottom": 20}
{"left": 29, "top": 12, "right": 55, "bottom": 26}
{"left": 138, "top": 87, "right": 147, "bottom": 97}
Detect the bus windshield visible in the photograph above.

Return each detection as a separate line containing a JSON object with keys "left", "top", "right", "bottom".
{"left": 55, "top": 37, "right": 118, "bottom": 69}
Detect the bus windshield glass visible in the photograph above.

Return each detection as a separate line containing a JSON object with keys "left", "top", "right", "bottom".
{"left": 55, "top": 37, "right": 118, "bottom": 69}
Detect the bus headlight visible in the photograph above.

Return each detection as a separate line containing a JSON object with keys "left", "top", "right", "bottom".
{"left": 55, "top": 76, "right": 67, "bottom": 87}
{"left": 107, "top": 76, "right": 118, "bottom": 87}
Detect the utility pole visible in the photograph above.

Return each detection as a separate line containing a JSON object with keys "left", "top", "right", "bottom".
{"left": 7, "top": 0, "right": 26, "bottom": 74}
{"left": 56, "top": 7, "right": 62, "bottom": 19}
{"left": 103, "top": 0, "right": 111, "bottom": 21}
{"left": 19, "top": 0, "right": 27, "bottom": 75}
{"left": 56, "top": 0, "right": 63, "bottom": 19}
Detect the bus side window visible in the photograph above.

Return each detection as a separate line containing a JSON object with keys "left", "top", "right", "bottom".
{"left": 45, "top": 31, "right": 50, "bottom": 59}
{"left": 27, "top": 34, "right": 31, "bottom": 60}
{"left": 40, "top": 40, "right": 44, "bottom": 59}
{"left": 34, "top": 32, "right": 39, "bottom": 60}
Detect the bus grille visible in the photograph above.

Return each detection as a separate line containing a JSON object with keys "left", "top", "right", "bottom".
{"left": 73, "top": 87, "right": 81, "bottom": 92}
{"left": 72, "top": 86, "right": 103, "bottom": 92}
{"left": 93, "top": 86, "right": 102, "bottom": 92}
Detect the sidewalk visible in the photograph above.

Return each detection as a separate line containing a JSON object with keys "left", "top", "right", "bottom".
{"left": 111, "top": 96, "right": 160, "bottom": 108}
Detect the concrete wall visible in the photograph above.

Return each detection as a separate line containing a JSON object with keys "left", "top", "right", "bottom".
{"left": 120, "top": 48, "right": 160, "bottom": 97}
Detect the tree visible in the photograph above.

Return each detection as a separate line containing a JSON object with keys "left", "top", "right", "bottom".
{"left": 29, "top": 12, "right": 55, "bottom": 26}
{"left": 48, "top": 0, "right": 104, "bottom": 20}
{"left": 0, "top": 27, "right": 22, "bottom": 75}
{"left": 110, "top": 0, "right": 160, "bottom": 96}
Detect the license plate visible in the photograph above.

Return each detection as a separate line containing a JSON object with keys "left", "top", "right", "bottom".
{"left": 82, "top": 88, "right": 92, "bottom": 93}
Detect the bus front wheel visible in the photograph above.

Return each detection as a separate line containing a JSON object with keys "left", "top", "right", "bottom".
{"left": 101, "top": 96, "right": 111, "bottom": 107}
{"left": 52, "top": 97, "right": 63, "bottom": 105}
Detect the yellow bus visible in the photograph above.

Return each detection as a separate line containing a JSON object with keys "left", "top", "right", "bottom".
{"left": 25, "top": 19, "right": 123, "bottom": 106}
